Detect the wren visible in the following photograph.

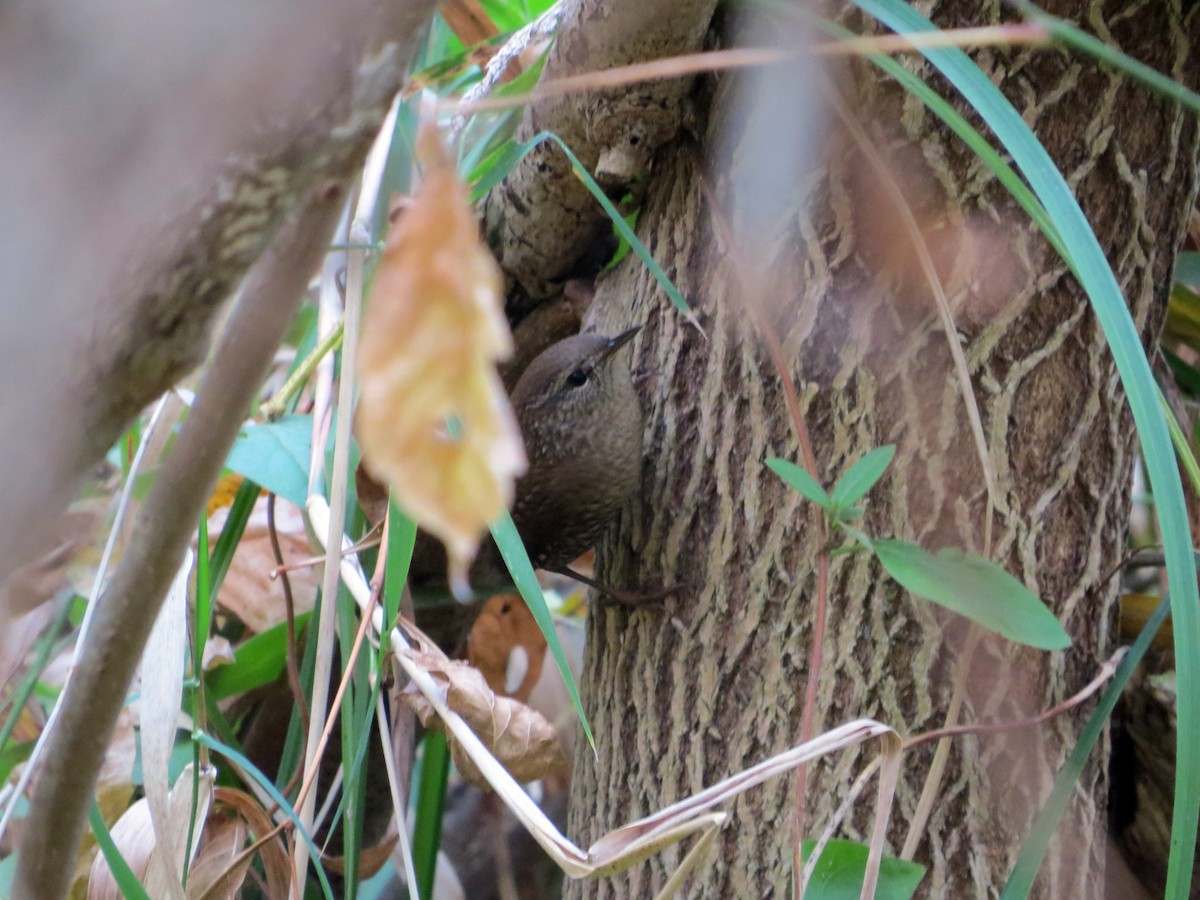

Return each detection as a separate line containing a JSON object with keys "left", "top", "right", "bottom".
{"left": 507, "top": 326, "right": 643, "bottom": 571}
{"left": 409, "top": 327, "right": 644, "bottom": 646}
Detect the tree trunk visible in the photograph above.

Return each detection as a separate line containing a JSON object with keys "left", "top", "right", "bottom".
{"left": 566, "top": 2, "right": 1199, "bottom": 897}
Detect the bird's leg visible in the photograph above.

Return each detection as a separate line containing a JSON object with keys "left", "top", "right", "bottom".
{"left": 550, "top": 566, "right": 682, "bottom": 608}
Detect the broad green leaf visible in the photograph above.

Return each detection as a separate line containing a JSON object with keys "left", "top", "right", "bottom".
{"left": 831, "top": 446, "right": 896, "bottom": 509}
{"left": 767, "top": 457, "right": 833, "bottom": 510}
{"left": 873, "top": 540, "right": 1069, "bottom": 650}
{"left": 801, "top": 839, "right": 925, "bottom": 900}
{"left": 224, "top": 415, "right": 311, "bottom": 507}
{"left": 206, "top": 613, "right": 311, "bottom": 699}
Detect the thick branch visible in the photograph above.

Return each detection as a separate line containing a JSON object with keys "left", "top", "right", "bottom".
{"left": 482, "top": 0, "right": 718, "bottom": 310}
{"left": 12, "top": 186, "right": 346, "bottom": 900}
{"left": 0, "top": 0, "right": 435, "bottom": 589}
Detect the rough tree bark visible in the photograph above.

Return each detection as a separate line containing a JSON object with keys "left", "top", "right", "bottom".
{"left": 548, "top": 1, "right": 1200, "bottom": 897}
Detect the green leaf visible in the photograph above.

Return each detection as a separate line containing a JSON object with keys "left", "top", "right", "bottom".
{"left": 767, "top": 457, "right": 833, "bottom": 510}
{"left": 831, "top": 445, "right": 896, "bottom": 509}
{"left": 873, "top": 540, "right": 1069, "bottom": 650}
{"left": 225, "top": 415, "right": 312, "bottom": 507}
{"left": 491, "top": 509, "right": 595, "bottom": 749}
{"left": 206, "top": 613, "right": 311, "bottom": 699}
{"left": 801, "top": 839, "right": 925, "bottom": 900}
{"left": 467, "top": 130, "right": 695, "bottom": 322}
{"left": 413, "top": 731, "right": 451, "bottom": 899}
{"left": 194, "top": 730, "right": 334, "bottom": 900}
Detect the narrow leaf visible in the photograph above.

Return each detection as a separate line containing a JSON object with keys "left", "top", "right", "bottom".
{"left": 767, "top": 457, "right": 833, "bottom": 510}
{"left": 1001, "top": 593, "right": 1171, "bottom": 897}
{"left": 491, "top": 509, "right": 594, "bottom": 750}
{"left": 831, "top": 446, "right": 896, "bottom": 509}
{"left": 873, "top": 540, "right": 1069, "bottom": 650}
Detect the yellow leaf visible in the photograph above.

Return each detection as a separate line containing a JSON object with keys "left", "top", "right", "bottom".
{"left": 358, "top": 124, "right": 525, "bottom": 592}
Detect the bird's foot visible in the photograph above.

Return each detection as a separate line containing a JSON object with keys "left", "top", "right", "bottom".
{"left": 551, "top": 566, "right": 685, "bottom": 610}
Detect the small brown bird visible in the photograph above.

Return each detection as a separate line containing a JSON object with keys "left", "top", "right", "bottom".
{"left": 410, "top": 327, "right": 643, "bottom": 645}
{"left": 508, "top": 327, "right": 643, "bottom": 571}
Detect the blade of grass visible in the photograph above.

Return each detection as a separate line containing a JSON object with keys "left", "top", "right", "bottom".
{"left": 207, "top": 478, "right": 260, "bottom": 597}
{"left": 412, "top": 731, "right": 451, "bottom": 899}
{"left": 1000, "top": 593, "right": 1171, "bottom": 897}
{"left": 1013, "top": 2, "right": 1200, "bottom": 117}
{"left": 468, "top": 131, "right": 697, "bottom": 327}
{"left": 491, "top": 509, "right": 595, "bottom": 750}
{"left": 88, "top": 800, "right": 153, "bottom": 900}
{"left": 0, "top": 596, "right": 73, "bottom": 760}
{"left": 851, "top": 3, "right": 1200, "bottom": 894}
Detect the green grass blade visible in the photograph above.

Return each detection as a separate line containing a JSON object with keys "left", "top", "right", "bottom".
{"left": 800, "top": 10, "right": 1064, "bottom": 257}
{"left": 88, "top": 800, "right": 152, "bottom": 900}
{"left": 207, "top": 477, "right": 259, "bottom": 598}
{"left": 1001, "top": 593, "right": 1172, "bottom": 897}
{"left": 468, "top": 131, "right": 694, "bottom": 323}
{"left": 851, "top": 3, "right": 1200, "bottom": 893}
{"left": 491, "top": 509, "right": 595, "bottom": 750}
{"left": 413, "top": 731, "right": 451, "bottom": 899}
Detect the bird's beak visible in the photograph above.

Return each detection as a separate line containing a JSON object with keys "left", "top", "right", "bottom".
{"left": 602, "top": 326, "right": 641, "bottom": 359}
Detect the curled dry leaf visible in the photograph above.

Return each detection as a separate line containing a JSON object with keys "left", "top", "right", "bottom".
{"left": 401, "top": 644, "right": 567, "bottom": 789}
{"left": 357, "top": 124, "right": 525, "bottom": 594}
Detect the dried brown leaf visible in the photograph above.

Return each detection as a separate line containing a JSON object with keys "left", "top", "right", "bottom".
{"left": 401, "top": 646, "right": 566, "bottom": 788}
{"left": 184, "top": 809, "right": 249, "bottom": 900}
{"left": 208, "top": 496, "right": 316, "bottom": 633}
{"left": 357, "top": 125, "right": 525, "bottom": 593}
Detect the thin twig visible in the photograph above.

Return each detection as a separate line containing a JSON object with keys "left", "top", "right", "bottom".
{"left": 267, "top": 492, "right": 311, "bottom": 740}
{"left": 12, "top": 185, "right": 347, "bottom": 900}
{"left": 447, "top": 25, "right": 1049, "bottom": 116}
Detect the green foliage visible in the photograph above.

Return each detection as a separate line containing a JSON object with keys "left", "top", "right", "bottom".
{"left": 766, "top": 458, "right": 833, "bottom": 509}
{"left": 830, "top": 446, "right": 896, "bottom": 510}
{"left": 491, "top": 509, "right": 595, "bottom": 749}
{"left": 225, "top": 415, "right": 313, "bottom": 508}
{"left": 873, "top": 542, "right": 1069, "bottom": 650}
{"left": 413, "top": 731, "right": 452, "bottom": 899}
{"left": 1001, "top": 593, "right": 1172, "bottom": 897}
{"left": 770, "top": 447, "right": 1069, "bottom": 650}
{"left": 801, "top": 840, "right": 925, "bottom": 900}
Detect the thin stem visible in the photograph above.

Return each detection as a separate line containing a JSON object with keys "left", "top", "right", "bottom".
{"left": 12, "top": 185, "right": 347, "bottom": 900}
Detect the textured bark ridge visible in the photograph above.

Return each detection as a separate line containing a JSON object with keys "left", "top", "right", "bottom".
{"left": 566, "top": 2, "right": 1199, "bottom": 897}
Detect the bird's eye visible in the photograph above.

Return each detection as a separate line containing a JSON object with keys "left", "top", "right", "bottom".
{"left": 565, "top": 368, "right": 589, "bottom": 388}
